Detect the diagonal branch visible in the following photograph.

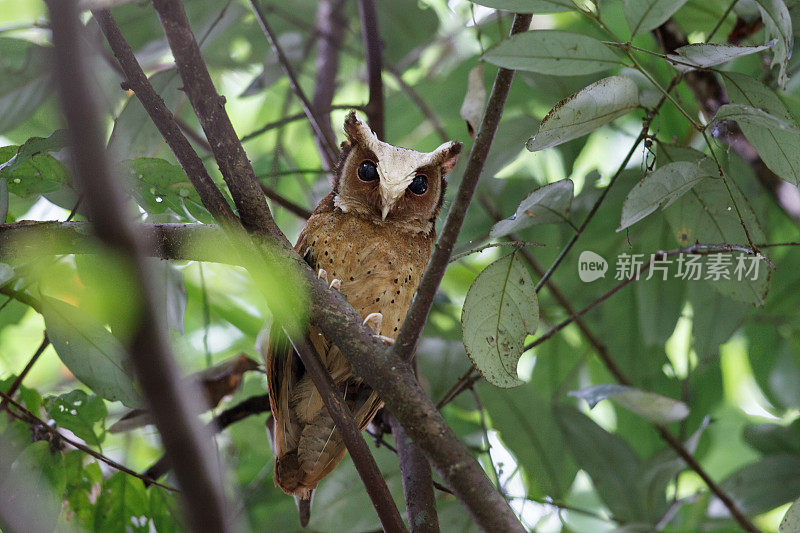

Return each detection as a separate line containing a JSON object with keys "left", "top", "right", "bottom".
{"left": 312, "top": 0, "right": 348, "bottom": 158}
{"left": 247, "top": 0, "right": 339, "bottom": 169}
{"left": 285, "top": 334, "right": 406, "bottom": 532}
{"left": 44, "top": 1, "right": 231, "bottom": 530}
{"left": 392, "top": 13, "right": 533, "bottom": 362}
{"left": 92, "top": 9, "right": 236, "bottom": 225}
{"left": 357, "top": 0, "right": 385, "bottom": 139}
{"left": 151, "top": 0, "right": 280, "bottom": 239}
{"left": 0, "top": 335, "right": 49, "bottom": 413}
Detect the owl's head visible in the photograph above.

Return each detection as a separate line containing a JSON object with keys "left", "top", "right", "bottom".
{"left": 333, "top": 112, "right": 461, "bottom": 234}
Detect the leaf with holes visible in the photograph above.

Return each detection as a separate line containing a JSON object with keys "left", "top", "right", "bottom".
{"left": 618, "top": 160, "right": 717, "bottom": 231}
{"left": 482, "top": 31, "right": 623, "bottom": 76}
{"left": 752, "top": 0, "right": 793, "bottom": 88}
{"left": 569, "top": 384, "right": 690, "bottom": 424}
{"left": 467, "top": 0, "right": 574, "bottom": 13}
{"left": 490, "top": 179, "right": 574, "bottom": 238}
{"left": 0, "top": 129, "right": 68, "bottom": 175}
{"left": 526, "top": 76, "right": 639, "bottom": 152}
{"left": 0, "top": 145, "right": 70, "bottom": 198}
{"left": 623, "top": 0, "right": 689, "bottom": 36}
{"left": 461, "top": 251, "right": 538, "bottom": 388}
{"left": 45, "top": 390, "right": 107, "bottom": 448}
{"left": 666, "top": 41, "right": 775, "bottom": 71}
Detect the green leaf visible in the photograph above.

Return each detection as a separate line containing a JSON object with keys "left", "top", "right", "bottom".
{"left": 781, "top": 497, "right": 800, "bottom": 533}
{"left": 569, "top": 384, "right": 690, "bottom": 424}
{"left": 555, "top": 405, "right": 650, "bottom": 523}
{"left": 0, "top": 144, "right": 70, "bottom": 197}
{"left": 0, "top": 177, "right": 8, "bottom": 222}
{"left": 666, "top": 41, "right": 775, "bottom": 70}
{"left": 719, "top": 454, "right": 800, "bottom": 515}
{"left": 722, "top": 72, "right": 800, "bottom": 187}
{"left": 467, "top": 0, "right": 574, "bottom": 13}
{"left": 45, "top": 390, "right": 107, "bottom": 448}
{"left": 479, "top": 382, "right": 577, "bottom": 498}
{"left": 461, "top": 251, "right": 538, "bottom": 388}
{"left": 690, "top": 281, "right": 747, "bottom": 359}
{"left": 122, "top": 157, "right": 215, "bottom": 222}
{"left": 0, "top": 38, "right": 54, "bottom": 134}
{"left": 618, "top": 160, "right": 716, "bottom": 231}
{"left": 41, "top": 297, "right": 144, "bottom": 408}
{"left": 490, "top": 178, "right": 574, "bottom": 238}
{"left": 0, "top": 129, "right": 69, "bottom": 174}
{"left": 94, "top": 472, "right": 150, "bottom": 532}
{"left": 711, "top": 103, "right": 799, "bottom": 132}
{"left": 526, "top": 76, "right": 639, "bottom": 152}
{"left": 744, "top": 420, "right": 800, "bottom": 456}
{"left": 0, "top": 262, "right": 13, "bottom": 287}
{"left": 482, "top": 31, "right": 623, "bottom": 76}
{"left": 752, "top": 0, "right": 793, "bottom": 88}
{"left": 8, "top": 441, "right": 65, "bottom": 531}
{"left": 623, "top": 0, "right": 689, "bottom": 36}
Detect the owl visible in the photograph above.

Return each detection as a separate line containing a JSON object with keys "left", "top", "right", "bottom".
{"left": 265, "top": 112, "right": 461, "bottom": 521}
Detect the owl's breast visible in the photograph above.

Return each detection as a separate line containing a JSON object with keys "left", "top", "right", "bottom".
{"left": 299, "top": 211, "right": 433, "bottom": 338}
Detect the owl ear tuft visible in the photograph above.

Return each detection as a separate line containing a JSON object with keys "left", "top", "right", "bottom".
{"left": 433, "top": 141, "right": 462, "bottom": 176}
{"left": 343, "top": 111, "right": 375, "bottom": 146}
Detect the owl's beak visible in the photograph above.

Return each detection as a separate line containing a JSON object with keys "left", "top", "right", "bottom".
{"left": 379, "top": 177, "right": 412, "bottom": 220}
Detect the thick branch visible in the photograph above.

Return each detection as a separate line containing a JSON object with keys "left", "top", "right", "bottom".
{"left": 247, "top": 0, "right": 339, "bottom": 169}
{"left": 358, "top": 0, "right": 385, "bottom": 139}
{"left": 151, "top": 0, "right": 281, "bottom": 238}
{"left": 285, "top": 335, "right": 406, "bottom": 532}
{"left": 92, "top": 9, "right": 237, "bottom": 225}
{"left": 387, "top": 413, "right": 440, "bottom": 533}
{"left": 312, "top": 0, "right": 347, "bottom": 158}
{"left": 44, "top": 2, "right": 231, "bottom": 530}
{"left": 393, "top": 13, "right": 533, "bottom": 362}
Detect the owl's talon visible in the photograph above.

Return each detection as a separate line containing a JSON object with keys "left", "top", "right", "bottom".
{"left": 376, "top": 334, "right": 395, "bottom": 346}
{"left": 362, "top": 312, "right": 383, "bottom": 336}
{"left": 317, "top": 269, "right": 328, "bottom": 283}
{"left": 329, "top": 279, "right": 341, "bottom": 291}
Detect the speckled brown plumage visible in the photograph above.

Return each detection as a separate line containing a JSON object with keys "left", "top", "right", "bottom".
{"left": 265, "top": 113, "right": 461, "bottom": 511}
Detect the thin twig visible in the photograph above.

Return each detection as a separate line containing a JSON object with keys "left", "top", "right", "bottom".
{"left": 392, "top": 14, "right": 533, "bottom": 366}
{"left": 449, "top": 241, "right": 543, "bottom": 263}
{"left": 248, "top": 0, "right": 339, "bottom": 168}
{"left": 240, "top": 105, "right": 362, "bottom": 144}
{"left": 45, "top": 2, "right": 231, "bottom": 529}
{"left": 285, "top": 333, "right": 407, "bottom": 533}
{"left": 0, "top": 389, "right": 178, "bottom": 492}
{"left": 0, "top": 335, "right": 49, "bottom": 412}
{"left": 260, "top": 184, "right": 312, "bottom": 219}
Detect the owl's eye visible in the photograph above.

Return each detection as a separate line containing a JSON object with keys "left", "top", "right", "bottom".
{"left": 408, "top": 175, "right": 428, "bottom": 195}
{"left": 357, "top": 160, "right": 379, "bottom": 182}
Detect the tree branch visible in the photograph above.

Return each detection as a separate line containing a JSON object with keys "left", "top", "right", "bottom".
{"left": 247, "top": 0, "right": 340, "bottom": 169}
{"left": 260, "top": 184, "right": 312, "bottom": 219}
{"left": 0, "top": 335, "right": 49, "bottom": 413}
{"left": 312, "top": 0, "right": 347, "bottom": 158}
{"left": 386, "top": 413, "right": 440, "bottom": 533}
{"left": 285, "top": 334, "right": 406, "bottom": 532}
{"left": 151, "top": 0, "right": 280, "bottom": 239}
{"left": 392, "top": 13, "right": 532, "bottom": 363}
{"left": 92, "top": 9, "right": 237, "bottom": 225}
{"left": 358, "top": 0, "right": 385, "bottom": 139}
{"left": 44, "top": 1, "right": 231, "bottom": 529}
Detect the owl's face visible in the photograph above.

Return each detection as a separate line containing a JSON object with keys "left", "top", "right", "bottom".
{"left": 333, "top": 112, "right": 461, "bottom": 234}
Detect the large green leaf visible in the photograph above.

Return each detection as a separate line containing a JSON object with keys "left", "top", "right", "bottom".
{"left": 526, "top": 76, "right": 639, "bottom": 152}
{"left": 711, "top": 103, "right": 799, "bottom": 132}
{"left": 720, "top": 454, "right": 800, "bottom": 515}
{"left": 666, "top": 42, "right": 775, "bottom": 70}
{"left": 482, "top": 31, "right": 623, "bottom": 76}
{"left": 461, "top": 251, "right": 538, "bottom": 388}
{"left": 722, "top": 72, "right": 800, "bottom": 187}
{"left": 41, "top": 298, "right": 143, "bottom": 408}
{"left": 468, "top": 0, "right": 574, "bottom": 13}
{"left": 479, "top": 382, "right": 577, "bottom": 498}
{"left": 555, "top": 405, "right": 652, "bottom": 523}
{"left": 623, "top": 0, "right": 689, "bottom": 36}
{"left": 0, "top": 144, "right": 70, "bottom": 198}
{"left": 8, "top": 441, "right": 65, "bottom": 531}
{"left": 0, "top": 129, "right": 68, "bottom": 174}
{"left": 0, "top": 38, "right": 54, "bottom": 134}
{"left": 490, "top": 178, "right": 574, "bottom": 238}
{"left": 618, "top": 160, "right": 717, "bottom": 231}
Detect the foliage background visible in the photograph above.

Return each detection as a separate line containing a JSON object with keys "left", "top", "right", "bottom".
{"left": 1, "top": 0, "right": 800, "bottom": 531}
